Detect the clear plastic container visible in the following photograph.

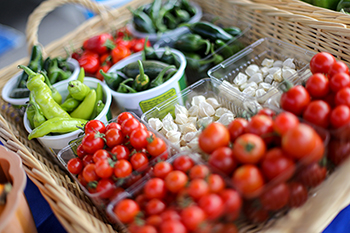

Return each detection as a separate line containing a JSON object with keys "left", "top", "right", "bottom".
{"left": 57, "top": 112, "right": 173, "bottom": 226}
{"left": 154, "top": 16, "right": 251, "bottom": 85}
{"left": 141, "top": 78, "right": 252, "bottom": 154}
{"left": 208, "top": 37, "right": 316, "bottom": 104}
{"left": 106, "top": 152, "right": 241, "bottom": 232}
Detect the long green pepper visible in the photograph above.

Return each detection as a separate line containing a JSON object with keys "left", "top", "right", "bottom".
{"left": 20, "top": 65, "right": 71, "bottom": 120}
{"left": 70, "top": 89, "right": 97, "bottom": 120}
{"left": 28, "top": 117, "right": 87, "bottom": 140}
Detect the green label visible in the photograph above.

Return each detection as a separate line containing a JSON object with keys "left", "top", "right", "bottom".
{"left": 178, "top": 73, "right": 187, "bottom": 91}
{"left": 139, "top": 88, "right": 177, "bottom": 114}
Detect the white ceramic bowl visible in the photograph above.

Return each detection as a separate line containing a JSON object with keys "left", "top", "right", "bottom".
{"left": 126, "top": 2, "right": 202, "bottom": 44}
{"left": 107, "top": 48, "right": 187, "bottom": 116}
{"left": 23, "top": 77, "right": 112, "bottom": 158}
{"left": 2, "top": 58, "right": 80, "bottom": 106}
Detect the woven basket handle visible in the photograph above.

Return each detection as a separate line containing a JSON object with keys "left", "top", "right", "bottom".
{"left": 26, "top": 0, "right": 110, "bottom": 54}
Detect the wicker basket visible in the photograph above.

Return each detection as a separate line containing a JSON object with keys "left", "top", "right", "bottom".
{"left": 1, "top": 0, "right": 350, "bottom": 232}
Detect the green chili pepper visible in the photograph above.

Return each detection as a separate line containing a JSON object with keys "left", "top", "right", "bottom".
{"left": 68, "top": 80, "right": 91, "bottom": 101}
{"left": 184, "top": 52, "right": 222, "bottom": 70}
{"left": 210, "top": 44, "right": 224, "bottom": 65}
{"left": 95, "top": 100, "right": 105, "bottom": 116}
{"left": 117, "top": 78, "right": 134, "bottom": 93}
{"left": 160, "top": 47, "right": 181, "bottom": 68}
{"left": 41, "top": 71, "right": 62, "bottom": 104}
{"left": 19, "top": 65, "right": 71, "bottom": 120}
{"left": 223, "top": 27, "right": 242, "bottom": 37}
{"left": 77, "top": 67, "right": 85, "bottom": 83}
{"left": 32, "top": 101, "right": 46, "bottom": 128}
{"left": 26, "top": 93, "right": 36, "bottom": 129}
{"left": 180, "top": 0, "right": 196, "bottom": 16}
{"left": 174, "top": 34, "right": 211, "bottom": 55}
{"left": 122, "top": 60, "right": 172, "bottom": 80}
{"left": 28, "top": 117, "right": 87, "bottom": 140}
{"left": 150, "top": 65, "right": 176, "bottom": 88}
{"left": 99, "top": 70, "right": 124, "bottom": 90}
{"left": 43, "top": 57, "right": 51, "bottom": 71}
{"left": 214, "top": 39, "right": 233, "bottom": 59}
{"left": 163, "top": 12, "right": 178, "bottom": 29}
{"left": 142, "top": 38, "right": 159, "bottom": 61}
{"left": 182, "top": 21, "right": 234, "bottom": 43}
{"left": 70, "top": 89, "right": 97, "bottom": 120}
{"left": 91, "top": 83, "right": 104, "bottom": 119}
{"left": 174, "top": 8, "right": 190, "bottom": 23}
{"left": 129, "top": 7, "right": 156, "bottom": 33}
{"left": 133, "top": 60, "right": 150, "bottom": 91}
{"left": 149, "top": 0, "right": 165, "bottom": 31}
{"left": 164, "top": 69, "right": 178, "bottom": 81}
{"left": 60, "top": 97, "right": 81, "bottom": 112}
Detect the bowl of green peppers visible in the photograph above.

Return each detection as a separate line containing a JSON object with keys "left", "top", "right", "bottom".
{"left": 22, "top": 66, "right": 112, "bottom": 160}
{"left": 2, "top": 45, "right": 80, "bottom": 107}
{"left": 127, "top": 0, "right": 202, "bottom": 44}
{"left": 103, "top": 46, "right": 186, "bottom": 117}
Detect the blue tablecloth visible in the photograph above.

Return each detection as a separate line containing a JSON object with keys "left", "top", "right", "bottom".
{"left": 22, "top": 172, "right": 350, "bottom": 233}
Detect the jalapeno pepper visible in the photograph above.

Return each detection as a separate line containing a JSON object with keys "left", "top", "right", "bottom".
{"left": 160, "top": 47, "right": 181, "bottom": 68}
{"left": 174, "top": 34, "right": 211, "bottom": 55}
{"left": 180, "top": 0, "right": 196, "bottom": 16}
{"left": 117, "top": 78, "right": 134, "bottom": 93}
{"left": 174, "top": 8, "right": 190, "bottom": 23}
{"left": 48, "top": 58, "right": 72, "bottom": 84}
{"left": 28, "top": 117, "right": 87, "bottom": 140}
{"left": 183, "top": 21, "right": 234, "bottom": 43}
{"left": 163, "top": 12, "right": 178, "bottom": 29}
{"left": 19, "top": 65, "right": 71, "bottom": 119}
{"left": 150, "top": 65, "right": 177, "bottom": 88}
{"left": 129, "top": 7, "right": 156, "bottom": 33}
{"left": 214, "top": 39, "right": 233, "bottom": 59}
{"left": 68, "top": 80, "right": 91, "bottom": 101}
{"left": 99, "top": 70, "right": 124, "bottom": 90}
{"left": 18, "top": 45, "right": 43, "bottom": 89}
{"left": 223, "top": 26, "right": 242, "bottom": 37}
{"left": 133, "top": 60, "right": 150, "bottom": 91}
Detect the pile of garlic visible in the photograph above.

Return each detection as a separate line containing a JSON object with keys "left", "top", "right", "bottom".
{"left": 147, "top": 95, "right": 235, "bottom": 152}
{"left": 223, "top": 57, "right": 298, "bottom": 98}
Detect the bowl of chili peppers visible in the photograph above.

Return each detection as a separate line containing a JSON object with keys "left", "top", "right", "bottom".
{"left": 2, "top": 53, "right": 80, "bottom": 107}
{"left": 102, "top": 46, "right": 186, "bottom": 117}
{"left": 22, "top": 66, "right": 112, "bottom": 162}
{"left": 126, "top": 0, "right": 202, "bottom": 44}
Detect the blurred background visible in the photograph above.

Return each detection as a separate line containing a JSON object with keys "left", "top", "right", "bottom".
{"left": 0, "top": 0, "right": 87, "bottom": 69}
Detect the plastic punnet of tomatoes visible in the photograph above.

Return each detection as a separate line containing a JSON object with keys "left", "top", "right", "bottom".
{"left": 265, "top": 52, "right": 350, "bottom": 165}
{"left": 195, "top": 107, "right": 330, "bottom": 224}
{"left": 141, "top": 78, "right": 253, "bottom": 157}
{"left": 106, "top": 153, "right": 242, "bottom": 233}
{"left": 57, "top": 111, "right": 172, "bottom": 225}
{"left": 71, "top": 28, "right": 151, "bottom": 81}
{"left": 208, "top": 37, "right": 316, "bottom": 105}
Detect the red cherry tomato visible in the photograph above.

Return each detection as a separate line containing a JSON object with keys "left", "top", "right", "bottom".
{"left": 227, "top": 118, "right": 248, "bottom": 143}
{"left": 117, "top": 112, "right": 134, "bottom": 125}
{"left": 335, "top": 87, "right": 350, "bottom": 107}
{"left": 302, "top": 100, "right": 331, "bottom": 128}
{"left": 305, "top": 73, "right": 329, "bottom": 98}
{"left": 207, "top": 174, "right": 225, "bottom": 193}
{"left": 145, "top": 198, "right": 166, "bottom": 216}
{"left": 198, "top": 193, "right": 225, "bottom": 220}
{"left": 85, "top": 119, "right": 106, "bottom": 134}
{"left": 165, "top": 170, "right": 188, "bottom": 193}
{"left": 95, "top": 158, "right": 113, "bottom": 178}
{"left": 261, "top": 147, "right": 295, "bottom": 181}
{"left": 209, "top": 147, "right": 236, "bottom": 175}
{"left": 96, "top": 178, "right": 115, "bottom": 199}
{"left": 153, "top": 161, "right": 173, "bottom": 179}
{"left": 82, "top": 164, "right": 99, "bottom": 182}
{"left": 297, "top": 163, "right": 327, "bottom": 188}
{"left": 328, "top": 60, "right": 349, "bottom": 78}
{"left": 329, "top": 72, "right": 350, "bottom": 93}
{"left": 259, "top": 182, "right": 290, "bottom": 211}
{"left": 330, "top": 105, "right": 350, "bottom": 128}
{"left": 232, "top": 133, "right": 266, "bottom": 164}
{"left": 232, "top": 164, "right": 265, "bottom": 198}
{"left": 105, "top": 128, "right": 124, "bottom": 148}
{"left": 219, "top": 189, "right": 242, "bottom": 217}
{"left": 189, "top": 164, "right": 210, "bottom": 180}
{"left": 110, "top": 145, "right": 130, "bottom": 160}
{"left": 257, "top": 108, "right": 276, "bottom": 118}
{"left": 309, "top": 52, "right": 336, "bottom": 74}
{"left": 105, "top": 122, "right": 121, "bottom": 131}
{"left": 130, "top": 128, "right": 149, "bottom": 150}
{"left": 327, "top": 139, "right": 350, "bottom": 166}
{"left": 172, "top": 155, "right": 194, "bottom": 173}
{"left": 187, "top": 179, "right": 209, "bottom": 200}
{"left": 130, "top": 152, "right": 149, "bottom": 171}
{"left": 67, "top": 158, "right": 83, "bottom": 175}
{"left": 147, "top": 136, "right": 167, "bottom": 157}
{"left": 273, "top": 111, "right": 299, "bottom": 136}
{"left": 280, "top": 85, "right": 311, "bottom": 116}
{"left": 114, "top": 199, "right": 140, "bottom": 223}
{"left": 114, "top": 159, "right": 132, "bottom": 178}
{"left": 288, "top": 182, "right": 308, "bottom": 208}
{"left": 81, "top": 132, "right": 105, "bottom": 154}
{"left": 144, "top": 178, "right": 166, "bottom": 199}
{"left": 121, "top": 117, "right": 141, "bottom": 136}
{"left": 198, "top": 122, "right": 230, "bottom": 154}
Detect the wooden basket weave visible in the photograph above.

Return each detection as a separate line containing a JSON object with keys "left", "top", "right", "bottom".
{"left": 1, "top": 0, "right": 350, "bottom": 232}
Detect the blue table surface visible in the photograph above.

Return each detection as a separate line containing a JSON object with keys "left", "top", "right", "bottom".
{"left": 23, "top": 174, "right": 350, "bottom": 233}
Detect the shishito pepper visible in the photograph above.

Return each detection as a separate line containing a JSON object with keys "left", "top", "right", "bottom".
{"left": 70, "top": 89, "right": 97, "bottom": 120}
{"left": 19, "top": 65, "right": 71, "bottom": 120}
{"left": 68, "top": 80, "right": 91, "bottom": 101}
{"left": 28, "top": 117, "right": 87, "bottom": 140}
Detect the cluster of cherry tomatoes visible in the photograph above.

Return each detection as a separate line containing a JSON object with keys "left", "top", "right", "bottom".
{"left": 66, "top": 112, "right": 168, "bottom": 200}
{"left": 280, "top": 52, "right": 350, "bottom": 165}
{"left": 71, "top": 27, "right": 151, "bottom": 81}
{"left": 197, "top": 109, "right": 327, "bottom": 222}
{"left": 113, "top": 155, "right": 241, "bottom": 233}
